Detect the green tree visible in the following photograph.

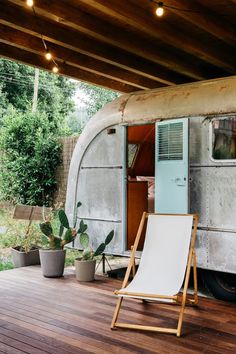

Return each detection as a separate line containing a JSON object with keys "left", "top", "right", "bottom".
{"left": 0, "top": 59, "right": 76, "bottom": 133}
{"left": 77, "top": 82, "right": 119, "bottom": 118}
{"left": 0, "top": 83, "right": 8, "bottom": 125}
{"left": 0, "top": 108, "right": 61, "bottom": 206}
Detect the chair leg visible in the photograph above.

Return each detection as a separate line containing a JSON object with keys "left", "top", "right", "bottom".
{"left": 193, "top": 250, "right": 198, "bottom": 305}
{"left": 130, "top": 245, "right": 136, "bottom": 279}
{"left": 176, "top": 247, "right": 195, "bottom": 336}
{"left": 132, "top": 259, "right": 136, "bottom": 278}
{"left": 176, "top": 296, "right": 187, "bottom": 337}
{"left": 111, "top": 297, "right": 123, "bottom": 329}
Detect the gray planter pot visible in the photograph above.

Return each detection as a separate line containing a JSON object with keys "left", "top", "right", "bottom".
{"left": 39, "top": 249, "right": 66, "bottom": 278}
{"left": 75, "top": 259, "right": 96, "bottom": 282}
{"left": 11, "top": 247, "right": 40, "bottom": 268}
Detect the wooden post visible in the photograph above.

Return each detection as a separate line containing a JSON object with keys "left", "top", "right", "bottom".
{"left": 32, "top": 68, "right": 39, "bottom": 113}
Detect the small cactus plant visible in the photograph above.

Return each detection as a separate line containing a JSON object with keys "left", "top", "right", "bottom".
{"left": 40, "top": 209, "right": 77, "bottom": 249}
{"left": 39, "top": 202, "right": 114, "bottom": 256}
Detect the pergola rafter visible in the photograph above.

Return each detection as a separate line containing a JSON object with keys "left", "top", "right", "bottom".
{"left": 0, "top": 0, "right": 235, "bottom": 92}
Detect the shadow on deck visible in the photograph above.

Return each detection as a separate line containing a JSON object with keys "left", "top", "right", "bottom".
{"left": 0, "top": 266, "right": 235, "bottom": 354}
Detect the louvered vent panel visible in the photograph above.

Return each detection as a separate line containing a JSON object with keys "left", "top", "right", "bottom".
{"left": 158, "top": 122, "right": 183, "bottom": 161}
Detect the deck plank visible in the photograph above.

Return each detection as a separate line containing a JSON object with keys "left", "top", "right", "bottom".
{"left": 0, "top": 266, "right": 235, "bottom": 354}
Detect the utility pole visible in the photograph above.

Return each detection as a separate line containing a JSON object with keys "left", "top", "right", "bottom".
{"left": 32, "top": 68, "right": 39, "bottom": 113}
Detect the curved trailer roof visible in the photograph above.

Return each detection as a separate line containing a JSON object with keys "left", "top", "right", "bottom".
{"left": 66, "top": 76, "right": 236, "bottom": 222}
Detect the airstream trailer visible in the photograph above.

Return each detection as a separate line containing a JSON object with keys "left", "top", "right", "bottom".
{"left": 66, "top": 76, "right": 236, "bottom": 301}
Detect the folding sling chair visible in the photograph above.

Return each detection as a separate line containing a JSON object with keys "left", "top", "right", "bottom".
{"left": 111, "top": 212, "right": 199, "bottom": 337}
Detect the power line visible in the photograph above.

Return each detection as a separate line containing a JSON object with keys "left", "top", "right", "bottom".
{"left": 0, "top": 71, "right": 35, "bottom": 78}
{"left": 0, "top": 71, "right": 64, "bottom": 90}
{"left": 0, "top": 72, "right": 56, "bottom": 88}
{"left": 0, "top": 76, "right": 55, "bottom": 92}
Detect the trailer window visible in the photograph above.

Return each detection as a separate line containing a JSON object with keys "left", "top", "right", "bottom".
{"left": 212, "top": 118, "right": 236, "bottom": 160}
{"left": 128, "top": 143, "right": 139, "bottom": 168}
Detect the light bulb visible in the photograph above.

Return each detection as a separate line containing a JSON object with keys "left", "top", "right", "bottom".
{"left": 156, "top": 2, "right": 164, "bottom": 17}
{"left": 52, "top": 66, "right": 59, "bottom": 73}
{"left": 45, "top": 51, "right": 52, "bottom": 60}
{"left": 26, "top": 0, "right": 34, "bottom": 7}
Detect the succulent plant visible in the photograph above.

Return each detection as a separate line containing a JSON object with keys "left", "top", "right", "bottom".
{"left": 39, "top": 209, "right": 77, "bottom": 250}
{"left": 39, "top": 202, "right": 114, "bottom": 257}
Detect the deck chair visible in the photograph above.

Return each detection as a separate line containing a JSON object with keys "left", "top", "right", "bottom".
{"left": 111, "top": 212, "right": 199, "bottom": 337}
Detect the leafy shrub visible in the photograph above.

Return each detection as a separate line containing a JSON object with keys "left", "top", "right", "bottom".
{"left": 0, "top": 108, "right": 61, "bottom": 206}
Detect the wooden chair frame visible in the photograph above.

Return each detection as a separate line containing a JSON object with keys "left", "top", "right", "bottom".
{"left": 111, "top": 212, "right": 199, "bottom": 337}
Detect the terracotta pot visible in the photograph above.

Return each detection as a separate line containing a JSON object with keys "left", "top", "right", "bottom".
{"left": 11, "top": 247, "right": 40, "bottom": 268}
{"left": 75, "top": 259, "right": 96, "bottom": 282}
{"left": 39, "top": 249, "right": 66, "bottom": 278}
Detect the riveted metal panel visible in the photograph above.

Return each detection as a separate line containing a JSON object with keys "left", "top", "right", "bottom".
{"left": 123, "top": 76, "right": 236, "bottom": 124}
{"left": 190, "top": 167, "right": 208, "bottom": 226}
{"left": 81, "top": 126, "right": 124, "bottom": 167}
{"left": 195, "top": 230, "right": 209, "bottom": 269}
{"left": 72, "top": 124, "right": 125, "bottom": 253}
{"left": 208, "top": 231, "right": 236, "bottom": 273}
{"left": 206, "top": 167, "right": 236, "bottom": 229}
{"left": 189, "top": 117, "right": 210, "bottom": 166}
{"left": 191, "top": 161, "right": 236, "bottom": 231}
{"left": 76, "top": 168, "right": 123, "bottom": 221}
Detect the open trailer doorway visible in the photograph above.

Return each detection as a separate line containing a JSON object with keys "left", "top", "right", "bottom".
{"left": 126, "top": 124, "right": 155, "bottom": 251}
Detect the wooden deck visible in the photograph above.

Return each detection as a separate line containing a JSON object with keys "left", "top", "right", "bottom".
{"left": 0, "top": 266, "right": 235, "bottom": 354}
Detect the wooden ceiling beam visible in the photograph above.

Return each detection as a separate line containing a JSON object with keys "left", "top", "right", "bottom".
{"left": 8, "top": 0, "right": 208, "bottom": 83}
{"left": 0, "top": 25, "right": 164, "bottom": 90}
{"left": 77, "top": 0, "right": 236, "bottom": 73}
{"left": 0, "top": 0, "right": 208, "bottom": 83}
{"left": 165, "top": 0, "right": 236, "bottom": 45}
{"left": 0, "top": 43, "right": 139, "bottom": 93}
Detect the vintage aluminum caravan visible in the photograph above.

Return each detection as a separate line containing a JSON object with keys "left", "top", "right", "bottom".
{"left": 66, "top": 76, "right": 236, "bottom": 301}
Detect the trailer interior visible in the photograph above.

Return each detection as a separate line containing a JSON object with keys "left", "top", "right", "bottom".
{"left": 126, "top": 124, "right": 155, "bottom": 250}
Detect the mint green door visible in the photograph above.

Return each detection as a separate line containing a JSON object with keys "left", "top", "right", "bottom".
{"left": 155, "top": 119, "right": 189, "bottom": 214}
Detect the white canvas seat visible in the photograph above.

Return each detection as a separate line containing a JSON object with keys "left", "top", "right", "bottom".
{"left": 111, "top": 212, "right": 199, "bottom": 337}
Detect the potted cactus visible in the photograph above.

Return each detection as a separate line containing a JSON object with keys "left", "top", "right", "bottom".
{"left": 39, "top": 209, "right": 77, "bottom": 277}
{"left": 75, "top": 203, "right": 114, "bottom": 281}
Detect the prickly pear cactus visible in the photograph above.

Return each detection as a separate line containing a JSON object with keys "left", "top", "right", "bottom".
{"left": 80, "top": 233, "right": 89, "bottom": 249}
{"left": 82, "top": 247, "right": 94, "bottom": 260}
{"left": 40, "top": 222, "right": 53, "bottom": 237}
{"left": 78, "top": 220, "right": 87, "bottom": 234}
{"left": 39, "top": 208, "right": 78, "bottom": 249}
{"left": 93, "top": 243, "right": 106, "bottom": 257}
{"left": 58, "top": 210, "right": 70, "bottom": 229}
{"left": 63, "top": 229, "right": 73, "bottom": 243}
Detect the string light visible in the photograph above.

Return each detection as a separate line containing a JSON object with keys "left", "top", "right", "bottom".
{"left": 45, "top": 51, "right": 52, "bottom": 60}
{"left": 150, "top": 0, "right": 236, "bottom": 15}
{"left": 42, "top": 38, "right": 51, "bottom": 60}
{"left": 42, "top": 38, "right": 59, "bottom": 73}
{"left": 26, "top": 0, "right": 34, "bottom": 7}
{"left": 27, "top": 4, "right": 60, "bottom": 74}
{"left": 52, "top": 65, "right": 59, "bottom": 73}
{"left": 155, "top": 2, "right": 164, "bottom": 17}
